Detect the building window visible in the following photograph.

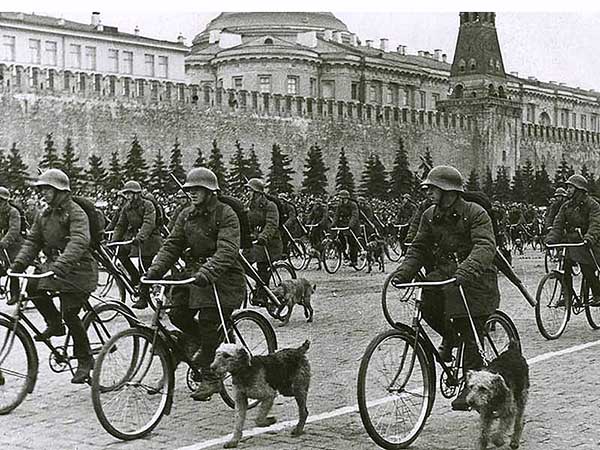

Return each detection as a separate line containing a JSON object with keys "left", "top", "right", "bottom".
{"left": 526, "top": 104, "right": 535, "bottom": 123}
{"left": 158, "top": 56, "right": 168, "bottom": 78}
{"left": 137, "top": 79, "right": 145, "bottom": 97}
{"left": 581, "top": 114, "right": 587, "bottom": 130}
{"left": 386, "top": 85, "right": 394, "bottom": 104}
{"left": 64, "top": 72, "right": 70, "bottom": 91}
{"left": 259, "top": 75, "right": 271, "bottom": 93}
{"left": 560, "top": 110, "right": 568, "bottom": 127}
{"left": 94, "top": 74, "right": 102, "bottom": 92}
{"left": 29, "top": 39, "right": 41, "bottom": 64}
{"left": 469, "top": 58, "right": 477, "bottom": 71}
{"left": 592, "top": 115, "right": 598, "bottom": 132}
{"left": 85, "top": 46, "right": 96, "bottom": 70}
{"left": 287, "top": 76, "right": 298, "bottom": 95}
{"left": 45, "top": 41, "right": 57, "bottom": 66}
{"left": 145, "top": 54, "right": 155, "bottom": 77}
{"left": 402, "top": 88, "right": 409, "bottom": 106}
{"left": 432, "top": 93, "right": 440, "bottom": 107}
{"left": 178, "top": 84, "right": 185, "bottom": 101}
{"left": 109, "top": 76, "right": 116, "bottom": 96}
{"left": 47, "top": 69, "right": 55, "bottom": 90}
{"left": 123, "top": 51, "right": 133, "bottom": 74}
{"left": 233, "top": 76, "right": 243, "bottom": 90}
{"left": 310, "top": 78, "right": 317, "bottom": 97}
{"left": 351, "top": 82, "right": 359, "bottom": 100}
{"left": 572, "top": 113, "right": 577, "bottom": 129}
{"left": 419, "top": 91, "right": 426, "bottom": 109}
{"left": 123, "top": 78, "right": 131, "bottom": 97}
{"left": 69, "top": 44, "right": 81, "bottom": 69}
{"left": 2, "top": 35, "right": 15, "bottom": 62}
{"left": 108, "top": 49, "right": 119, "bottom": 73}
{"left": 458, "top": 59, "right": 466, "bottom": 72}
{"left": 79, "top": 73, "right": 86, "bottom": 92}
{"left": 322, "top": 80, "right": 334, "bottom": 99}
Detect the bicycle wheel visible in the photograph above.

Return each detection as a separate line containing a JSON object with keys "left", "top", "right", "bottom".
{"left": 220, "top": 310, "right": 278, "bottom": 408}
{"left": 0, "top": 317, "right": 39, "bottom": 414}
{"left": 353, "top": 239, "right": 368, "bottom": 271}
{"left": 358, "top": 328, "right": 434, "bottom": 450}
{"left": 535, "top": 272, "right": 570, "bottom": 340}
{"left": 91, "top": 327, "right": 174, "bottom": 440}
{"left": 585, "top": 288, "right": 600, "bottom": 329}
{"left": 83, "top": 302, "right": 137, "bottom": 358}
{"left": 322, "top": 240, "right": 342, "bottom": 274}
{"left": 384, "top": 237, "right": 402, "bottom": 263}
{"left": 483, "top": 311, "right": 521, "bottom": 362}
{"left": 288, "top": 239, "right": 308, "bottom": 271}
{"left": 266, "top": 262, "right": 297, "bottom": 320}
{"left": 381, "top": 272, "right": 417, "bottom": 328}
{"left": 94, "top": 266, "right": 127, "bottom": 304}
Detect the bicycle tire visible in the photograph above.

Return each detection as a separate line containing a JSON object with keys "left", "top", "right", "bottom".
{"left": 483, "top": 311, "right": 521, "bottom": 362}
{"left": 357, "top": 328, "right": 435, "bottom": 449}
{"left": 95, "top": 265, "right": 127, "bottom": 304}
{"left": 381, "top": 272, "right": 417, "bottom": 328}
{"left": 352, "top": 239, "right": 368, "bottom": 272}
{"left": 288, "top": 239, "right": 308, "bottom": 271}
{"left": 322, "top": 240, "right": 342, "bottom": 274}
{"left": 535, "top": 272, "right": 570, "bottom": 340}
{"left": 265, "top": 262, "right": 297, "bottom": 321}
{"left": 220, "top": 310, "right": 278, "bottom": 409}
{"left": 384, "top": 237, "right": 402, "bottom": 262}
{"left": 585, "top": 294, "right": 600, "bottom": 330}
{"left": 82, "top": 302, "right": 138, "bottom": 359}
{"left": 91, "top": 327, "right": 173, "bottom": 440}
{"left": 0, "top": 316, "right": 39, "bottom": 415}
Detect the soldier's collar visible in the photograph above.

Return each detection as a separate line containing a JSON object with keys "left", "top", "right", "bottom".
{"left": 190, "top": 194, "right": 218, "bottom": 216}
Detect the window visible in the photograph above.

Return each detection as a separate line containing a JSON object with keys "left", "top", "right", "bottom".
{"left": 419, "top": 91, "right": 426, "bottom": 109}
{"left": 432, "top": 93, "right": 440, "bottom": 107}
{"left": 233, "top": 76, "right": 243, "bottom": 90}
{"left": 85, "top": 46, "right": 96, "bottom": 70}
{"left": 45, "top": 41, "right": 57, "bottom": 66}
{"left": 64, "top": 72, "right": 70, "bottom": 91}
{"left": 560, "top": 110, "right": 569, "bottom": 127}
{"left": 526, "top": 104, "right": 535, "bottom": 123}
{"left": 123, "top": 51, "right": 133, "bottom": 74}
{"left": 94, "top": 74, "right": 102, "bottom": 92}
{"left": 351, "top": 82, "right": 359, "bottom": 100}
{"left": 572, "top": 113, "right": 577, "bottom": 128}
{"left": 145, "top": 54, "right": 155, "bottom": 77}
{"left": 469, "top": 58, "right": 476, "bottom": 70}
{"left": 29, "top": 39, "right": 41, "bottom": 64}
{"left": 158, "top": 56, "right": 168, "bottom": 78}
{"left": 69, "top": 44, "right": 81, "bottom": 68}
{"left": 259, "top": 75, "right": 271, "bottom": 93}
{"left": 108, "top": 49, "right": 119, "bottom": 73}
{"left": 137, "top": 79, "right": 145, "bottom": 97}
{"left": 386, "top": 85, "right": 394, "bottom": 104}
{"left": 581, "top": 114, "right": 587, "bottom": 130}
{"left": 287, "top": 76, "right": 298, "bottom": 95}
{"left": 592, "top": 115, "right": 598, "bottom": 132}
{"left": 458, "top": 59, "right": 466, "bottom": 72}
{"left": 2, "top": 35, "right": 15, "bottom": 62}
{"left": 321, "top": 80, "right": 334, "bottom": 98}
{"left": 402, "top": 88, "right": 409, "bottom": 106}
{"left": 79, "top": 73, "right": 86, "bottom": 92}
{"left": 310, "top": 78, "right": 317, "bottom": 97}
{"left": 123, "top": 78, "right": 131, "bottom": 97}
{"left": 109, "top": 76, "right": 116, "bottom": 96}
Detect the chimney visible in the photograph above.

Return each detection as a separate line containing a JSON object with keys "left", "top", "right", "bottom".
{"left": 380, "top": 38, "right": 388, "bottom": 52}
{"left": 434, "top": 49, "right": 442, "bottom": 61}
{"left": 177, "top": 33, "right": 185, "bottom": 44}
{"left": 208, "top": 29, "right": 220, "bottom": 44}
{"left": 559, "top": 82, "right": 566, "bottom": 86}
{"left": 91, "top": 11, "right": 100, "bottom": 27}
{"left": 417, "top": 50, "right": 424, "bottom": 57}
{"left": 134, "top": 25, "right": 140, "bottom": 36}
{"left": 323, "top": 30, "right": 333, "bottom": 41}
{"left": 527, "top": 76, "right": 537, "bottom": 81}
{"left": 442, "top": 53, "right": 447, "bottom": 63}
{"left": 365, "top": 39, "right": 373, "bottom": 48}
{"left": 350, "top": 34, "right": 358, "bottom": 46}
{"left": 57, "top": 17, "right": 65, "bottom": 26}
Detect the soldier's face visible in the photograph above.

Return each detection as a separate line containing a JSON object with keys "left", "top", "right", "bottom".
{"left": 566, "top": 185, "right": 576, "bottom": 199}
{"left": 39, "top": 186, "right": 56, "bottom": 204}
{"left": 426, "top": 185, "right": 443, "bottom": 205}
{"left": 188, "top": 187, "right": 210, "bottom": 206}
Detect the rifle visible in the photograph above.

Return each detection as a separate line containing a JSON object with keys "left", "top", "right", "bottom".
{"left": 169, "top": 172, "right": 193, "bottom": 202}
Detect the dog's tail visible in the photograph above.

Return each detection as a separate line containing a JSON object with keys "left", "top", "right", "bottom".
{"left": 508, "top": 339, "right": 522, "bottom": 354}
{"left": 298, "top": 339, "right": 310, "bottom": 353}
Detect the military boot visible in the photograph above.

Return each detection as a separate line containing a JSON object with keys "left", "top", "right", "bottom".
{"left": 190, "top": 368, "right": 223, "bottom": 401}
{"left": 71, "top": 356, "right": 94, "bottom": 384}
{"left": 34, "top": 322, "right": 66, "bottom": 342}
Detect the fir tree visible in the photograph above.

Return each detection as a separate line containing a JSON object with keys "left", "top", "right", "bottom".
{"left": 482, "top": 166, "right": 494, "bottom": 198}
{"left": 149, "top": 149, "right": 169, "bottom": 192}
{"left": 60, "top": 138, "right": 84, "bottom": 190}
{"left": 510, "top": 167, "right": 526, "bottom": 203}
{"left": 521, "top": 159, "right": 535, "bottom": 204}
{"left": 123, "top": 135, "right": 148, "bottom": 181}
{"left": 207, "top": 139, "right": 228, "bottom": 193}
{"left": 85, "top": 153, "right": 107, "bottom": 194}
{"left": 228, "top": 140, "right": 250, "bottom": 197}
{"left": 193, "top": 147, "right": 206, "bottom": 168}
{"left": 359, "top": 154, "right": 387, "bottom": 199}
{"left": 246, "top": 144, "right": 263, "bottom": 179}
{"left": 388, "top": 137, "right": 413, "bottom": 198}
{"left": 6, "top": 143, "right": 29, "bottom": 190}
{"left": 531, "top": 163, "right": 553, "bottom": 206}
{"left": 335, "top": 147, "right": 355, "bottom": 195}
{"left": 39, "top": 133, "right": 60, "bottom": 170}
{"left": 417, "top": 147, "right": 433, "bottom": 181}
{"left": 494, "top": 166, "right": 511, "bottom": 202}
{"left": 0, "top": 148, "right": 7, "bottom": 185}
{"left": 301, "top": 143, "right": 328, "bottom": 196}
{"left": 106, "top": 151, "right": 123, "bottom": 191}
{"left": 466, "top": 168, "right": 480, "bottom": 191}
{"left": 168, "top": 138, "right": 186, "bottom": 193}
{"left": 266, "top": 143, "right": 295, "bottom": 195}
{"left": 553, "top": 154, "right": 571, "bottom": 186}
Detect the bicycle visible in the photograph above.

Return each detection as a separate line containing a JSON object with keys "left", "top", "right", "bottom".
{"left": 357, "top": 277, "right": 520, "bottom": 449}
{"left": 91, "top": 276, "right": 277, "bottom": 440}
{"left": 321, "top": 226, "right": 368, "bottom": 274}
{"left": 535, "top": 242, "right": 600, "bottom": 340}
{"left": 282, "top": 222, "right": 309, "bottom": 271}
{"left": 0, "top": 270, "right": 136, "bottom": 414}
{"left": 385, "top": 223, "right": 409, "bottom": 262}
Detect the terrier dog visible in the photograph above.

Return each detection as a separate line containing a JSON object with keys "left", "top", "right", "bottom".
{"left": 271, "top": 278, "right": 315, "bottom": 327}
{"left": 212, "top": 340, "right": 311, "bottom": 448}
{"left": 465, "top": 341, "right": 529, "bottom": 450}
{"left": 366, "top": 237, "right": 385, "bottom": 273}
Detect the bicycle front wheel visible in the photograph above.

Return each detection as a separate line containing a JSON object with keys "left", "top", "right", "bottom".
{"left": 381, "top": 272, "right": 417, "bottom": 328}
{"left": 91, "top": 327, "right": 173, "bottom": 440}
{"left": 384, "top": 237, "right": 402, "bottom": 262}
{"left": 535, "top": 272, "right": 570, "bottom": 340}
{"left": 357, "top": 328, "right": 434, "bottom": 449}
{"left": 288, "top": 239, "right": 308, "bottom": 271}
{"left": 585, "top": 301, "right": 600, "bottom": 330}
{"left": 0, "top": 317, "right": 39, "bottom": 414}
{"left": 483, "top": 311, "right": 521, "bottom": 362}
{"left": 83, "top": 302, "right": 138, "bottom": 358}
{"left": 322, "top": 240, "right": 342, "bottom": 274}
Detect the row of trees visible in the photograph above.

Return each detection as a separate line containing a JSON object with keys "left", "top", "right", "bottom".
{"left": 0, "top": 134, "right": 593, "bottom": 205}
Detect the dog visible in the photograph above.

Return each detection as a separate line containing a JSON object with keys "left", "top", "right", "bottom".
{"left": 271, "top": 278, "right": 315, "bottom": 327}
{"left": 465, "top": 340, "right": 529, "bottom": 450}
{"left": 366, "top": 237, "right": 385, "bottom": 273}
{"left": 212, "top": 340, "right": 311, "bottom": 448}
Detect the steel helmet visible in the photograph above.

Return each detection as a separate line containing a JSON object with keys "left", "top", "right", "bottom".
{"left": 0, "top": 186, "right": 10, "bottom": 200}
{"left": 566, "top": 175, "right": 588, "bottom": 192}
{"left": 246, "top": 178, "right": 265, "bottom": 193}
{"left": 182, "top": 167, "right": 219, "bottom": 191}
{"left": 120, "top": 180, "right": 142, "bottom": 193}
{"left": 338, "top": 189, "right": 351, "bottom": 199}
{"left": 33, "top": 168, "right": 71, "bottom": 191}
{"left": 553, "top": 187, "right": 567, "bottom": 197}
{"left": 421, "top": 165, "right": 464, "bottom": 192}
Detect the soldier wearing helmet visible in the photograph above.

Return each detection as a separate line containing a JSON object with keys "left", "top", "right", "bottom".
{"left": 0, "top": 186, "right": 24, "bottom": 305}
{"left": 332, "top": 189, "right": 360, "bottom": 266}
{"left": 543, "top": 187, "right": 567, "bottom": 231}
{"left": 392, "top": 165, "right": 499, "bottom": 411}
{"left": 305, "top": 196, "right": 332, "bottom": 261}
{"left": 276, "top": 192, "right": 298, "bottom": 257}
{"left": 111, "top": 179, "right": 163, "bottom": 309}
{"left": 10, "top": 169, "right": 98, "bottom": 384}
{"left": 546, "top": 174, "right": 600, "bottom": 306}
{"left": 145, "top": 167, "right": 246, "bottom": 400}
{"left": 243, "top": 178, "right": 283, "bottom": 305}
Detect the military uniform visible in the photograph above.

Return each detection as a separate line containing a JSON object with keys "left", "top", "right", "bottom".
{"left": 245, "top": 194, "right": 283, "bottom": 263}
{"left": 0, "top": 201, "right": 24, "bottom": 301}
{"left": 306, "top": 201, "right": 331, "bottom": 253}
{"left": 332, "top": 198, "right": 360, "bottom": 264}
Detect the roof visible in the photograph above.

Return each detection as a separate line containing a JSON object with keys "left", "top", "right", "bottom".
{"left": 205, "top": 12, "right": 348, "bottom": 33}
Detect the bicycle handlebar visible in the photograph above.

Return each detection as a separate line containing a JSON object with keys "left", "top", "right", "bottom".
{"left": 331, "top": 226, "right": 349, "bottom": 231}
{"left": 140, "top": 276, "right": 196, "bottom": 285}
{"left": 106, "top": 239, "right": 135, "bottom": 247}
{"left": 545, "top": 242, "right": 586, "bottom": 249}
{"left": 392, "top": 277, "right": 457, "bottom": 289}
{"left": 7, "top": 270, "right": 55, "bottom": 279}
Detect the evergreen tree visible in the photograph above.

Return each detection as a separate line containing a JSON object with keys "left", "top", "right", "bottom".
{"left": 388, "top": 137, "right": 413, "bottom": 198}
{"left": 246, "top": 144, "right": 263, "bottom": 179}
{"left": 466, "top": 168, "right": 480, "bottom": 191}
{"left": 482, "top": 166, "right": 494, "bottom": 198}
{"left": 149, "top": 149, "right": 169, "bottom": 192}
{"left": 39, "top": 133, "right": 60, "bottom": 170}
{"left": 6, "top": 143, "right": 29, "bottom": 190}
{"left": 521, "top": 159, "right": 535, "bottom": 203}
{"left": 359, "top": 154, "right": 387, "bottom": 199}
{"left": 60, "top": 138, "right": 84, "bottom": 190}
{"left": 553, "top": 154, "right": 571, "bottom": 186}
{"left": 85, "top": 153, "right": 107, "bottom": 195}
{"left": 0, "top": 148, "right": 7, "bottom": 185}
{"left": 335, "top": 147, "right": 355, "bottom": 195}
{"left": 301, "top": 143, "right": 328, "bottom": 196}
{"left": 510, "top": 167, "right": 526, "bottom": 202}
{"left": 417, "top": 147, "right": 433, "bottom": 181}
{"left": 123, "top": 135, "right": 148, "bottom": 181}
{"left": 266, "top": 143, "right": 295, "bottom": 195}
{"left": 168, "top": 138, "right": 186, "bottom": 193}
{"left": 494, "top": 166, "right": 511, "bottom": 202}
{"left": 359, "top": 154, "right": 376, "bottom": 197}
{"left": 207, "top": 139, "right": 228, "bottom": 193}
{"left": 193, "top": 147, "right": 206, "bottom": 168}
{"left": 106, "top": 151, "right": 123, "bottom": 191}
{"left": 531, "top": 163, "right": 553, "bottom": 206}
{"left": 228, "top": 140, "right": 250, "bottom": 197}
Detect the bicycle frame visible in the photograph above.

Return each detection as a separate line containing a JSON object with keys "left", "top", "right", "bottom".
{"left": 238, "top": 250, "right": 283, "bottom": 309}
{"left": 330, "top": 226, "right": 367, "bottom": 254}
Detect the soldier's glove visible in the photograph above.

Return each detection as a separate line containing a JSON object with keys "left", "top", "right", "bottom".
{"left": 131, "top": 237, "right": 141, "bottom": 245}
{"left": 9, "top": 262, "right": 27, "bottom": 274}
{"left": 50, "top": 264, "right": 66, "bottom": 279}
{"left": 390, "top": 271, "right": 410, "bottom": 289}
{"left": 453, "top": 274, "right": 467, "bottom": 287}
{"left": 583, "top": 238, "right": 592, "bottom": 249}
{"left": 194, "top": 272, "right": 210, "bottom": 288}
{"left": 256, "top": 237, "right": 267, "bottom": 247}
{"left": 144, "top": 269, "right": 162, "bottom": 280}
{"left": 0, "top": 242, "right": 7, "bottom": 250}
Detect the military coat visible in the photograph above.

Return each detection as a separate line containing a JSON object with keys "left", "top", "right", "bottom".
{"left": 113, "top": 197, "right": 163, "bottom": 256}
{"left": 245, "top": 195, "right": 282, "bottom": 263}
{"left": 0, "top": 203, "right": 24, "bottom": 259}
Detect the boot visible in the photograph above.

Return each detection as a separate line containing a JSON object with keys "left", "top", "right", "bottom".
{"left": 132, "top": 290, "right": 149, "bottom": 309}
{"left": 438, "top": 339, "right": 454, "bottom": 363}
{"left": 190, "top": 368, "right": 223, "bottom": 401}
{"left": 6, "top": 293, "right": 20, "bottom": 306}
{"left": 71, "top": 356, "right": 94, "bottom": 384}
{"left": 34, "top": 323, "right": 66, "bottom": 342}
{"left": 451, "top": 385, "right": 471, "bottom": 411}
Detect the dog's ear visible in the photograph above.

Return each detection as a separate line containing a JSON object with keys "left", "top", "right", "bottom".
{"left": 489, "top": 373, "right": 510, "bottom": 406}
{"left": 239, "top": 346, "right": 252, "bottom": 368}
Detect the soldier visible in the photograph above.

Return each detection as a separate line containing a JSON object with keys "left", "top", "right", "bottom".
{"left": 277, "top": 192, "right": 297, "bottom": 257}
{"left": 168, "top": 190, "right": 191, "bottom": 232}
{"left": 332, "top": 190, "right": 360, "bottom": 266}
{"left": 145, "top": 167, "right": 245, "bottom": 400}
{"left": 306, "top": 197, "right": 331, "bottom": 255}
{"left": 392, "top": 165, "right": 500, "bottom": 411}
{"left": 0, "top": 187, "right": 24, "bottom": 305}
{"left": 111, "top": 180, "right": 163, "bottom": 309}
{"left": 244, "top": 178, "right": 282, "bottom": 305}
{"left": 544, "top": 187, "right": 567, "bottom": 232}
{"left": 10, "top": 169, "right": 98, "bottom": 384}
{"left": 546, "top": 175, "right": 600, "bottom": 306}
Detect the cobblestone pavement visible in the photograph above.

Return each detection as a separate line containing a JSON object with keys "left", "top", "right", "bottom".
{"left": 1, "top": 249, "right": 600, "bottom": 450}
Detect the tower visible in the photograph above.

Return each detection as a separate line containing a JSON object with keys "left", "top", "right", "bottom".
{"left": 437, "top": 12, "right": 522, "bottom": 178}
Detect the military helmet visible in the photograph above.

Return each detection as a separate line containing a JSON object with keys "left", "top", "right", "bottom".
{"left": 566, "top": 174, "right": 588, "bottom": 192}
{"left": 553, "top": 187, "right": 567, "bottom": 197}
{"left": 0, "top": 186, "right": 10, "bottom": 200}
{"left": 246, "top": 178, "right": 265, "bottom": 193}
{"left": 33, "top": 168, "right": 71, "bottom": 192}
{"left": 338, "top": 189, "right": 351, "bottom": 199}
{"left": 421, "top": 165, "right": 464, "bottom": 192}
{"left": 120, "top": 180, "right": 142, "bottom": 193}
{"left": 182, "top": 167, "right": 219, "bottom": 191}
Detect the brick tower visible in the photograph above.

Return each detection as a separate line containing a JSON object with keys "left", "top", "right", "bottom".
{"left": 438, "top": 12, "right": 522, "bottom": 178}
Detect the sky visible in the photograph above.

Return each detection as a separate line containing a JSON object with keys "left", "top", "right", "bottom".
{"left": 4, "top": 0, "right": 600, "bottom": 91}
